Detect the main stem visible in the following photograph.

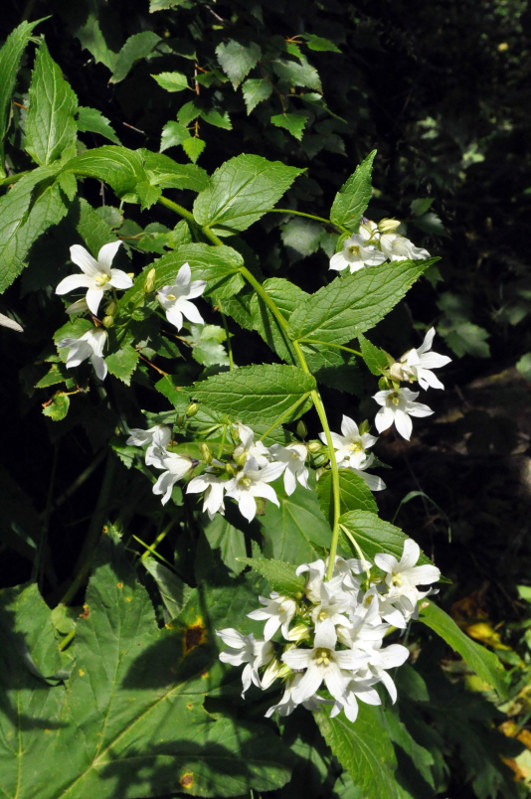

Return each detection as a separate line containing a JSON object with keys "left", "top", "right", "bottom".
{"left": 158, "top": 195, "right": 342, "bottom": 578}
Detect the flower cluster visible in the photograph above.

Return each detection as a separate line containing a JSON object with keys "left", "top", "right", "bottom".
{"left": 127, "top": 421, "right": 310, "bottom": 520}
{"left": 217, "top": 539, "right": 440, "bottom": 720}
{"left": 330, "top": 218, "right": 429, "bottom": 274}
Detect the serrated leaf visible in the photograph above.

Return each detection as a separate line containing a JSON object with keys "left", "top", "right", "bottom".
{"left": 193, "top": 154, "right": 304, "bottom": 235}
{"left": 151, "top": 70, "right": 188, "bottom": 92}
{"left": 358, "top": 332, "right": 390, "bottom": 375}
{"left": 76, "top": 197, "right": 116, "bottom": 255}
{"left": 419, "top": 602, "right": 508, "bottom": 699}
{"left": 273, "top": 58, "right": 322, "bottom": 92}
{"left": 270, "top": 112, "right": 308, "bottom": 141}
{"left": 192, "top": 364, "right": 315, "bottom": 426}
{"left": 314, "top": 705, "right": 399, "bottom": 799}
{"left": 204, "top": 515, "right": 247, "bottom": 576}
{"left": 0, "top": 537, "right": 292, "bottom": 798}
{"left": 200, "top": 107, "right": 232, "bottom": 130}
{"left": 42, "top": 392, "right": 70, "bottom": 421}
{"left": 0, "top": 19, "right": 41, "bottom": 155}
{"left": 281, "top": 218, "right": 323, "bottom": 257}
{"left": 106, "top": 343, "right": 139, "bottom": 385}
{"left": 109, "top": 31, "right": 161, "bottom": 84}
{"left": 339, "top": 510, "right": 434, "bottom": 566}
{"left": 186, "top": 324, "right": 230, "bottom": 367}
{"left": 301, "top": 33, "right": 342, "bottom": 53}
{"left": 289, "top": 259, "right": 436, "bottom": 346}
{"left": 249, "top": 277, "right": 308, "bottom": 363}
{"left": 65, "top": 145, "right": 145, "bottom": 198}
{"left": 76, "top": 106, "right": 121, "bottom": 144}
{"left": 141, "top": 556, "right": 193, "bottom": 621}
{"left": 385, "top": 708, "right": 435, "bottom": 789}
{"left": 442, "top": 321, "right": 490, "bottom": 358}
{"left": 160, "top": 120, "right": 189, "bottom": 152}
{"left": 330, "top": 151, "right": 376, "bottom": 231}
{"left": 182, "top": 136, "right": 205, "bottom": 164}
{"left": 318, "top": 470, "right": 378, "bottom": 525}
{"left": 242, "top": 78, "right": 273, "bottom": 114}
{"left": 237, "top": 556, "right": 305, "bottom": 595}
{"left": 140, "top": 149, "right": 208, "bottom": 192}
{"left": 260, "top": 484, "right": 331, "bottom": 564}
{"left": 25, "top": 41, "right": 78, "bottom": 166}
{"left": 216, "top": 40, "right": 261, "bottom": 89}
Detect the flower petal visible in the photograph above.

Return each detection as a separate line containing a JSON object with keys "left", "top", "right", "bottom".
{"left": 97, "top": 240, "right": 122, "bottom": 271}
{"left": 70, "top": 244, "right": 100, "bottom": 276}
{"left": 56, "top": 274, "right": 91, "bottom": 295}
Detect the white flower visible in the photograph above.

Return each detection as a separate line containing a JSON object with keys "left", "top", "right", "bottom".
{"left": 0, "top": 312, "right": 23, "bottom": 332}
{"left": 374, "top": 539, "right": 440, "bottom": 610}
{"left": 269, "top": 443, "right": 309, "bottom": 496}
{"left": 58, "top": 328, "right": 108, "bottom": 380}
{"left": 362, "top": 643, "right": 410, "bottom": 703}
{"left": 233, "top": 423, "right": 270, "bottom": 468}
{"left": 373, "top": 387, "right": 433, "bottom": 440}
{"left": 157, "top": 262, "right": 206, "bottom": 331}
{"left": 329, "top": 227, "right": 386, "bottom": 273}
{"left": 225, "top": 458, "right": 284, "bottom": 522}
{"left": 379, "top": 232, "right": 430, "bottom": 261}
{"left": 247, "top": 593, "right": 297, "bottom": 640}
{"left": 216, "top": 629, "right": 274, "bottom": 697}
{"left": 126, "top": 424, "right": 171, "bottom": 466}
{"left": 186, "top": 468, "right": 228, "bottom": 518}
{"left": 320, "top": 416, "right": 386, "bottom": 491}
{"left": 56, "top": 242, "right": 132, "bottom": 316}
{"left": 152, "top": 451, "right": 194, "bottom": 505}
{"left": 264, "top": 672, "right": 331, "bottom": 718}
{"left": 391, "top": 328, "right": 451, "bottom": 390}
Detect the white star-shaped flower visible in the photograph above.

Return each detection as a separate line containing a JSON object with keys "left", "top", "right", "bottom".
{"left": 320, "top": 415, "right": 377, "bottom": 470}
{"left": 126, "top": 424, "right": 171, "bottom": 466}
{"left": 152, "top": 451, "right": 194, "bottom": 505}
{"left": 247, "top": 593, "right": 297, "bottom": 641}
{"left": 56, "top": 242, "right": 132, "bottom": 316}
{"left": 186, "top": 468, "right": 228, "bottom": 518}
{"left": 373, "top": 387, "right": 433, "bottom": 440}
{"left": 233, "top": 423, "right": 270, "bottom": 468}
{"left": 57, "top": 328, "right": 108, "bottom": 380}
{"left": 157, "top": 262, "right": 206, "bottom": 331}
{"left": 216, "top": 628, "right": 274, "bottom": 697}
{"left": 379, "top": 232, "right": 430, "bottom": 261}
{"left": 391, "top": 328, "right": 451, "bottom": 390}
{"left": 375, "top": 539, "right": 440, "bottom": 603}
{"left": 269, "top": 442, "right": 309, "bottom": 496}
{"left": 329, "top": 226, "right": 386, "bottom": 273}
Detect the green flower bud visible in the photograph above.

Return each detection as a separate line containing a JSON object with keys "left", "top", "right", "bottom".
{"left": 296, "top": 420, "right": 308, "bottom": 440}
{"left": 144, "top": 267, "right": 156, "bottom": 293}
{"left": 307, "top": 440, "right": 322, "bottom": 454}
{"left": 378, "top": 217, "right": 401, "bottom": 234}
{"left": 200, "top": 443, "right": 213, "bottom": 463}
{"left": 185, "top": 401, "right": 198, "bottom": 417}
{"left": 102, "top": 315, "right": 114, "bottom": 328}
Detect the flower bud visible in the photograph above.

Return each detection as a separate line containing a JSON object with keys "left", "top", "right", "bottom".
{"left": 261, "top": 658, "right": 282, "bottom": 689}
{"left": 296, "top": 420, "right": 308, "bottom": 440}
{"left": 200, "top": 442, "right": 213, "bottom": 463}
{"left": 378, "top": 218, "right": 401, "bottom": 234}
{"left": 225, "top": 462, "right": 236, "bottom": 477}
{"left": 284, "top": 623, "right": 310, "bottom": 643}
{"left": 233, "top": 451, "right": 247, "bottom": 467}
{"left": 105, "top": 301, "right": 117, "bottom": 316}
{"left": 144, "top": 267, "right": 156, "bottom": 293}
{"left": 102, "top": 315, "right": 114, "bottom": 328}
{"left": 185, "top": 401, "right": 198, "bottom": 417}
{"left": 307, "top": 440, "right": 322, "bottom": 454}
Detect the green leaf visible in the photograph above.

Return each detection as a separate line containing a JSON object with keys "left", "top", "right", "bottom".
{"left": 0, "top": 19, "right": 41, "bottom": 155}
{"left": 109, "top": 31, "right": 161, "bottom": 84}
{"left": 75, "top": 197, "right": 116, "bottom": 255}
{"left": 141, "top": 556, "right": 193, "bottom": 621}
{"left": 193, "top": 154, "right": 304, "bottom": 235}
{"left": 0, "top": 537, "right": 292, "bottom": 798}
{"left": 273, "top": 58, "right": 322, "bottom": 92}
{"left": 182, "top": 136, "right": 205, "bottom": 164}
{"left": 192, "top": 364, "right": 315, "bottom": 426}
{"left": 151, "top": 70, "right": 188, "bottom": 92}
{"left": 204, "top": 515, "right": 247, "bottom": 576}
{"left": 516, "top": 352, "right": 531, "bottom": 380}
{"left": 260, "top": 483, "right": 331, "bottom": 564}
{"left": 289, "top": 259, "right": 436, "bottom": 346}
{"left": 237, "top": 556, "right": 305, "bottom": 595}
{"left": 281, "top": 218, "right": 323, "bottom": 257}
{"left": 200, "top": 107, "right": 232, "bottom": 130}
{"left": 76, "top": 106, "right": 121, "bottom": 144}
{"left": 338, "top": 510, "right": 433, "bottom": 565}
{"left": 42, "top": 392, "right": 70, "bottom": 421}
{"left": 385, "top": 708, "right": 435, "bottom": 789}
{"left": 106, "top": 343, "right": 139, "bottom": 385}
{"left": 330, "top": 151, "right": 376, "bottom": 231}
{"left": 270, "top": 112, "right": 309, "bottom": 141}
{"left": 242, "top": 78, "right": 273, "bottom": 114}
{"left": 185, "top": 324, "right": 230, "bottom": 367}
{"left": 140, "top": 150, "right": 208, "bottom": 192}
{"left": 65, "top": 145, "right": 145, "bottom": 198}
{"left": 160, "top": 120, "right": 189, "bottom": 152}
{"left": 314, "top": 705, "right": 399, "bottom": 799}
{"left": 0, "top": 165, "right": 69, "bottom": 292}
{"left": 318, "top": 470, "right": 378, "bottom": 526}
{"left": 249, "top": 277, "right": 308, "bottom": 363}
{"left": 301, "top": 33, "right": 342, "bottom": 53}
{"left": 358, "top": 332, "right": 390, "bottom": 375}
{"left": 216, "top": 40, "right": 261, "bottom": 89}
{"left": 419, "top": 602, "right": 508, "bottom": 699}
{"left": 25, "top": 41, "right": 78, "bottom": 166}
{"left": 442, "top": 321, "right": 490, "bottom": 358}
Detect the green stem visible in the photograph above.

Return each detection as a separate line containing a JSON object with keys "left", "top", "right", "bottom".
{"left": 339, "top": 523, "right": 371, "bottom": 576}
{"left": 258, "top": 392, "right": 311, "bottom": 442}
{"left": 58, "top": 629, "right": 76, "bottom": 652}
{"left": 217, "top": 298, "right": 234, "bottom": 370}
{"left": 270, "top": 208, "right": 333, "bottom": 226}
{"left": 0, "top": 169, "right": 31, "bottom": 188}
{"left": 297, "top": 338, "right": 362, "bottom": 357}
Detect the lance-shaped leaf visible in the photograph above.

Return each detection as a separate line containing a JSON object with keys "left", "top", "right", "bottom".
{"left": 193, "top": 154, "right": 304, "bottom": 235}
{"left": 314, "top": 705, "right": 399, "bottom": 799}
{"left": 338, "top": 510, "right": 434, "bottom": 565}
{"left": 64, "top": 145, "right": 146, "bottom": 199}
{"left": 25, "top": 41, "right": 78, "bottom": 166}
{"left": 330, "top": 150, "right": 376, "bottom": 231}
{"left": 0, "top": 537, "right": 292, "bottom": 798}
{"left": 419, "top": 602, "right": 508, "bottom": 699}
{"left": 193, "top": 364, "right": 315, "bottom": 426}
{"left": 0, "top": 19, "right": 41, "bottom": 154}
{"left": 140, "top": 150, "right": 209, "bottom": 192}
{"left": 289, "top": 259, "right": 436, "bottom": 346}
{"left": 236, "top": 556, "right": 305, "bottom": 596}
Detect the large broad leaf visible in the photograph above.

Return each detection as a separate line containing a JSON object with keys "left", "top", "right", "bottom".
{"left": 25, "top": 41, "right": 78, "bottom": 166}
{"left": 249, "top": 277, "right": 309, "bottom": 364}
{"left": 338, "top": 510, "right": 433, "bottom": 565}
{"left": 260, "top": 483, "right": 331, "bottom": 564}
{"left": 329, "top": 151, "right": 376, "bottom": 231}
{"left": 216, "top": 41, "right": 261, "bottom": 89}
{"left": 419, "top": 601, "right": 508, "bottom": 699}
{"left": 0, "top": 166, "right": 69, "bottom": 292}
{"left": 65, "top": 146, "right": 146, "bottom": 201}
{"left": 289, "top": 259, "right": 436, "bottom": 346}
{"left": 193, "top": 154, "right": 304, "bottom": 235}
{"left": 0, "top": 20, "right": 40, "bottom": 156}
{"left": 314, "top": 705, "right": 399, "bottom": 799}
{"left": 318, "top": 470, "right": 378, "bottom": 527}
{"left": 140, "top": 150, "right": 208, "bottom": 193}
{"left": 192, "top": 364, "right": 315, "bottom": 426}
{"left": 0, "top": 537, "right": 292, "bottom": 798}
{"left": 237, "top": 556, "right": 305, "bottom": 596}
{"left": 109, "top": 31, "right": 161, "bottom": 84}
